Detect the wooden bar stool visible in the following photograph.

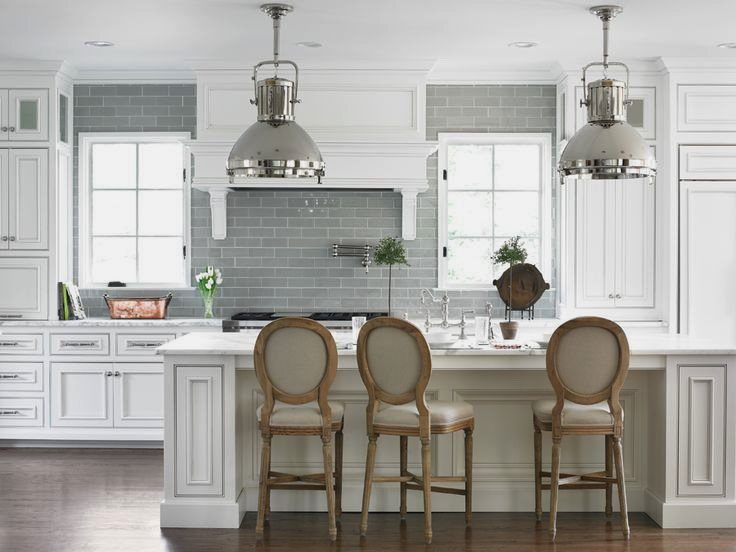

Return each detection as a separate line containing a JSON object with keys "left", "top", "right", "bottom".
{"left": 253, "top": 317, "right": 344, "bottom": 541}
{"left": 356, "top": 317, "right": 474, "bottom": 545}
{"left": 532, "top": 316, "right": 630, "bottom": 541}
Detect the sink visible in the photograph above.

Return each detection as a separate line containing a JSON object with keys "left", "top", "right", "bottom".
{"left": 424, "top": 330, "right": 457, "bottom": 348}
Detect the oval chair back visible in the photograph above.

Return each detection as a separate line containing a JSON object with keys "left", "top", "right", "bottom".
{"left": 254, "top": 317, "right": 338, "bottom": 433}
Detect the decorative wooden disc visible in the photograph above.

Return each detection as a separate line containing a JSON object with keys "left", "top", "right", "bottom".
{"left": 492, "top": 263, "right": 550, "bottom": 310}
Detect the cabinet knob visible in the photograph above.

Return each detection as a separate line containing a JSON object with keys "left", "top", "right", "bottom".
{"left": 1, "top": 236, "right": 7, "bottom": 241}
{"left": 9, "top": 126, "right": 15, "bottom": 132}
{"left": 615, "top": 293, "right": 622, "bottom": 299}
{"left": 105, "top": 371, "right": 113, "bottom": 377}
{"left": 608, "top": 293, "right": 614, "bottom": 299}
{"left": 8, "top": 236, "right": 15, "bottom": 242}
{"left": 0, "top": 127, "right": 7, "bottom": 132}
{"left": 114, "top": 371, "right": 121, "bottom": 377}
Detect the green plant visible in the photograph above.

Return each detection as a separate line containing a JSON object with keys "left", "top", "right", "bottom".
{"left": 373, "top": 236, "right": 409, "bottom": 315}
{"left": 491, "top": 236, "right": 528, "bottom": 322}
{"left": 195, "top": 266, "right": 223, "bottom": 318}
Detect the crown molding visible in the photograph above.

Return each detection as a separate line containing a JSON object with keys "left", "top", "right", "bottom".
{"left": 72, "top": 67, "right": 195, "bottom": 83}
{"left": 660, "top": 57, "right": 736, "bottom": 73}
{"left": 427, "top": 60, "right": 564, "bottom": 85}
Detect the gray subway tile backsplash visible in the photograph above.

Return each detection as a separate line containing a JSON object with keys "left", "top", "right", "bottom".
{"left": 73, "top": 83, "right": 557, "bottom": 319}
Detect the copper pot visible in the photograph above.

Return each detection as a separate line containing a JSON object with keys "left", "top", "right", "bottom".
{"left": 104, "top": 293, "right": 172, "bottom": 319}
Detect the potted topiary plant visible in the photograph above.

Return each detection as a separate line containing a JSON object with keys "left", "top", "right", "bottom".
{"left": 373, "top": 236, "right": 409, "bottom": 316}
{"left": 491, "top": 236, "right": 528, "bottom": 339}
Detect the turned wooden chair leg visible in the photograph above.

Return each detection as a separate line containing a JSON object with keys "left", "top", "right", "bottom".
{"left": 335, "top": 428, "right": 343, "bottom": 518}
{"left": 605, "top": 434, "right": 613, "bottom": 517}
{"left": 549, "top": 436, "right": 561, "bottom": 541}
{"left": 256, "top": 434, "right": 271, "bottom": 538}
{"left": 322, "top": 435, "right": 337, "bottom": 541}
{"left": 421, "top": 437, "right": 433, "bottom": 545}
{"left": 464, "top": 427, "right": 473, "bottom": 527}
{"left": 399, "top": 435, "right": 408, "bottom": 520}
{"left": 534, "top": 423, "right": 542, "bottom": 522}
{"left": 613, "top": 436, "right": 630, "bottom": 539}
{"left": 360, "top": 435, "right": 378, "bottom": 537}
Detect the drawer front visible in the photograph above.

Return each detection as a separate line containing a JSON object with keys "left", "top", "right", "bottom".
{"left": 51, "top": 334, "right": 110, "bottom": 356}
{"left": 0, "top": 334, "right": 43, "bottom": 355}
{"left": 116, "top": 334, "right": 176, "bottom": 356}
{"left": 0, "top": 362, "right": 43, "bottom": 391}
{"left": 0, "top": 397, "right": 43, "bottom": 426}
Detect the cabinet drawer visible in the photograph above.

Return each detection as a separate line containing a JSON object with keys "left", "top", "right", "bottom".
{"left": 0, "top": 362, "right": 43, "bottom": 391}
{"left": 116, "top": 334, "right": 176, "bottom": 356}
{"left": 0, "top": 397, "right": 43, "bottom": 426}
{"left": 0, "top": 334, "right": 42, "bottom": 355}
{"left": 50, "top": 334, "right": 109, "bottom": 356}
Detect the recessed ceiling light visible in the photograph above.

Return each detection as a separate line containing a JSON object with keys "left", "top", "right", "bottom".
{"left": 84, "top": 41, "right": 114, "bottom": 47}
{"left": 508, "top": 41, "right": 538, "bottom": 49}
{"left": 717, "top": 42, "right": 736, "bottom": 49}
{"left": 296, "top": 41, "right": 322, "bottom": 48}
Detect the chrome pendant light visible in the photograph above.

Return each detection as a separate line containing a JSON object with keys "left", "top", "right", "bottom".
{"left": 226, "top": 3, "right": 324, "bottom": 182}
{"left": 559, "top": 5, "right": 655, "bottom": 181}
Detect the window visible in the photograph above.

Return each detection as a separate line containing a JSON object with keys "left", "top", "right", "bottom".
{"left": 79, "top": 133, "right": 190, "bottom": 288}
{"left": 438, "top": 133, "right": 552, "bottom": 289}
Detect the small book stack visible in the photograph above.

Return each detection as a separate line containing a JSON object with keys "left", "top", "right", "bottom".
{"left": 57, "top": 282, "right": 86, "bottom": 320}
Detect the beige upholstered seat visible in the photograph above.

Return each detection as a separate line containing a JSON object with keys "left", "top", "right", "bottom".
{"left": 532, "top": 316, "right": 630, "bottom": 542}
{"left": 375, "top": 400, "right": 474, "bottom": 428}
{"left": 254, "top": 317, "right": 343, "bottom": 542}
{"left": 531, "top": 399, "right": 622, "bottom": 426}
{"left": 357, "top": 317, "right": 474, "bottom": 545}
{"left": 257, "top": 400, "right": 345, "bottom": 427}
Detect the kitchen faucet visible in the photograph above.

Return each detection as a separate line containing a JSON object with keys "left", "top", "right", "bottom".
{"left": 420, "top": 289, "right": 470, "bottom": 339}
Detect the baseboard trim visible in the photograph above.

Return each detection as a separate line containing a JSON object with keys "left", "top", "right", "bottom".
{"left": 160, "top": 489, "right": 247, "bottom": 528}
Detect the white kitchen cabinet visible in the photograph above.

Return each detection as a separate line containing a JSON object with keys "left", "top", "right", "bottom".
{"left": 114, "top": 363, "right": 163, "bottom": 428}
{"left": 51, "top": 361, "right": 164, "bottom": 429}
{"left": 51, "top": 362, "right": 114, "bottom": 427}
{"left": 0, "top": 397, "right": 43, "bottom": 427}
{"left": 5, "top": 149, "right": 48, "bottom": 250}
{"left": 2, "top": 89, "right": 49, "bottom": 142}
{"left": 571, "top": 178, "right": 655, "bottom": 311}
{"left": 0, "top": 258, "right": 48, "bottom": 320}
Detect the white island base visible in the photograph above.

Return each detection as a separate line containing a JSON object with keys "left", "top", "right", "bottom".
{"left": 158, "top": 331, "right": 736, "bottom": 529}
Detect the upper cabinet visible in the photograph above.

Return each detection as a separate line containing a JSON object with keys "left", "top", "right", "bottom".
{"left": 0, "top": 149, "right": 48, "bottom": 250}
{"left": 0, "top": 89, "right": 49, "bottom": 142}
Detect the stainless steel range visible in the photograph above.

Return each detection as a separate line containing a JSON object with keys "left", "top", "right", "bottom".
{"left": 223, "top": 311, "right": 387, "bottom": 331}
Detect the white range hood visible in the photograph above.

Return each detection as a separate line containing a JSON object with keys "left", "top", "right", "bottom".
{"left": 189, "top": 65, "right": 435, "bottom": 240}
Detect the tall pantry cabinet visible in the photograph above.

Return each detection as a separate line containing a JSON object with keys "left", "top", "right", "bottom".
{"left": 0, "top": 65, "right": 73, "bottom": 321}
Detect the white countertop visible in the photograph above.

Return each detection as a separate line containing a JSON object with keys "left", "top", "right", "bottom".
{"left": 0, "top": 317, "right": 223, "bottom": 327}
{"left": 157, "top": 330, "right": 736, "bottom": 356}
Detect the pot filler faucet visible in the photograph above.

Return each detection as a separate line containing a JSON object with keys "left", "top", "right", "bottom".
{"left": 420, "top": 289, "right": 470, "bottom": 339}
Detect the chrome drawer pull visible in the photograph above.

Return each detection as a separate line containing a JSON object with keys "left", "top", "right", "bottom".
{"left": 60, "top": 340, "right": 98, "bottom": 348}
{"left": 0, "top": 342, "right": 21, "bottom": 347}
{"left": 0, "top": 410, "right": 20, "bottom": 416}
{"left": 129, "top": 341, "right": 164, "bottom": 348}
{"left": 0, "top": 374, "right": 20, "bottom": 379}
{"left": 0, "top": 314, "right": 23, "bottom": 318}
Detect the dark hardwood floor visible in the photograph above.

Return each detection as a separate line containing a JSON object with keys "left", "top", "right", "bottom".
{"left": 1, "top": 448, "right": 735, "bottom": 551}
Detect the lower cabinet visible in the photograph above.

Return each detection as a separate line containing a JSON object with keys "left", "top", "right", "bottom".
{"left": 51, "top": 362, "right": 163, "bottom": 428}
{"left": 0, "top": 258, "right": 48, "bottom": 320}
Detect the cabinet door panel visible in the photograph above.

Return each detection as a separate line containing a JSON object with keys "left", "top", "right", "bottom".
{"left": 8, "top": 149, "right": 48, "bottom": 250}
{"left": 615, "top": 179, "right": 655, "bottom": 307}
{"left": 575, "top": 181, "right": 615, "bottom": 308}
{"left": 0, "top": 90, "right": 8, "bottom": 141}
{"left": 0, "top": 258, "right": 48, "bottom": 320}
{"left": 680, "top": 181, "right": 736, "bottom": 340}
{"left": 51, "top": 362, "right": 113, "bottom": 427}
{"left": 8, "top": 89, "right": 48, "bottom": 141}
{"left": 113, "top": 363, "right": 163, "bottom": 428}
{"left": 175, "top": 365, "right": 223, "bottom": 496}
{"left": 0, "top": 149, "right": 7, "bottom": 247}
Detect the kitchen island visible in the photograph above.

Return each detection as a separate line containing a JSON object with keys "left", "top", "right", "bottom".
{"left": 158, "top": 330, "right": 736, "bottom": 530}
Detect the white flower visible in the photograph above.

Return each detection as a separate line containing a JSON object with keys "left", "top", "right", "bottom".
{"left": 208, "top": 266, "right": 214, "bottom": 276}
{"left": 216, "top": 276, "right": 223, "bottom": 285}
{"left": 205, "top": 281, "right": 212, "bottom": 290}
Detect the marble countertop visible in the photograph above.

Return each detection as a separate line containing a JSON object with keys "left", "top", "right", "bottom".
{"left": 0, "top": 318, "right": 223, "bottom": 327}
{"left": 157, "top": 330, "right": 736, "bottom": 356}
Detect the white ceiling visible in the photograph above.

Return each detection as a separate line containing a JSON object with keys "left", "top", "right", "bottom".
{"left": 1, "top": 0, "right": 735, "bottom": 74}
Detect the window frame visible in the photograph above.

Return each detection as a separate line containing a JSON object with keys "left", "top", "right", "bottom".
{"left": 78, "top": 132, "right": 192, "bottom": 289}
{"left": 437, "top": 132, "right": 552, "bottom": 290}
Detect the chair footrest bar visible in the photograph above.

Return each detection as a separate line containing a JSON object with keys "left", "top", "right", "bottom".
{"left": 405, "top": 483, "right": 467, "bottom": 496}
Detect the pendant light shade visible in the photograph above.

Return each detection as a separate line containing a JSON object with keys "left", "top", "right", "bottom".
{"left": 227, "top": 4, "right": 325, "bottom": 182}
{"left": 559, "top": 6, "right": 655, "bottom": 181}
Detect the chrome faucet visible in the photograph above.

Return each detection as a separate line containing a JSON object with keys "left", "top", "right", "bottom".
{"left": 420, "top": 289, "right": 470, "bottom": 339}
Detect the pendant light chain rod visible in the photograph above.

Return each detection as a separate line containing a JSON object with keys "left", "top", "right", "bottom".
{"left": 272, "top": 11, "right": 281, "bottom": 74}
{"left": 602, "top": 17, "right": 610, "bottom": 73}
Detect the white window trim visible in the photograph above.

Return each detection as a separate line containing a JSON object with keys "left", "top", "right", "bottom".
{"left": 78, "top": 132, "right": 192, "bottom": 289}
{"left": 437, "top": 132, "right": 552, "bottom": 290}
